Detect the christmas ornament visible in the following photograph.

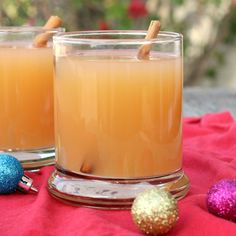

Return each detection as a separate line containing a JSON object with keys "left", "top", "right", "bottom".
{"left": 131, "top": 188, "right": 179, "bottom": 235}
{"left": 207, "top": 179, "right": 236, "bottom": 222}
{"left": 0, "top": 154, "right": 38, "bottom": 194}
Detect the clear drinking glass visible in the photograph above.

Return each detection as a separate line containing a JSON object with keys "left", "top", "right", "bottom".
{"left": 48, "top": 30, "right": 189, "bottom": 208}
{"left": 0, "top": 26, "right": 64, "bottom": 170}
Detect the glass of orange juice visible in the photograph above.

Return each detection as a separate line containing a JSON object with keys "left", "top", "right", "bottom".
{"left": 0, "top": 27, "right": 64, "bottom": 170}
{"left": 48, "top": 30, "right": 189, "bottom": 208}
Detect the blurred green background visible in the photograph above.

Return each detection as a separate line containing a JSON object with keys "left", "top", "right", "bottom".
{"left": 1, "top": 0, "right": 236, "bottom": 86}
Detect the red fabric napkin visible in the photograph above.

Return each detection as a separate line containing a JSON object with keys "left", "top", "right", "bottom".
{"left": 0, "top": 112, "right": 236, "bottom": 236}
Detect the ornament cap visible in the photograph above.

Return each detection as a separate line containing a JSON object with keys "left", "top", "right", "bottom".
{"left": 18, "top": 175, "right": 38, "bottom": 193}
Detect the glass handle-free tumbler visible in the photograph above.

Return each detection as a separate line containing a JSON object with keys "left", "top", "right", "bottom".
{"left": 48, "top": 30, "right": 189, "bottom": 208}
{"left": 0, "top": 27, "right": 64, "bottom": 170}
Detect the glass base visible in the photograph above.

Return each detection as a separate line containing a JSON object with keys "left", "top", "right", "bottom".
{"left": 0, "top": 148, "right": 55, "bottom": 171}
{"left": 48, "top": 168, "right": 189, "bottom": 209}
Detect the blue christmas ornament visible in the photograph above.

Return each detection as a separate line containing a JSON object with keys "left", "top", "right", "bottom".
{"left": 0, "top": 154, "right": 24, "bottom": 193}
{"left": 0, "top": 154, "right": 38, "bottom": 194}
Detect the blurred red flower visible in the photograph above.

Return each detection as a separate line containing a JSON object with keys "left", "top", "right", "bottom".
{"left": 128, "top": 0, "right": 147, "bottom": 18}
{"left": 26, "top": 18, "right": 36, "bottom": 26}
{"left": 98, "top": 21, "right": 109, "bottom": 30}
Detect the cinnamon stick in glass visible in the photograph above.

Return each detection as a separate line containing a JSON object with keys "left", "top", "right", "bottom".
{"left": 137, "top": 20, "right": 161, "bottom": 60}
{"left": 33, "top": 16, "right": 62, "bottom": 48}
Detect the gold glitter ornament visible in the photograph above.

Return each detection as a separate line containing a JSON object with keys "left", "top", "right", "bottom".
{"left": 131, "top": 188, "right": 179, "bottom": 235}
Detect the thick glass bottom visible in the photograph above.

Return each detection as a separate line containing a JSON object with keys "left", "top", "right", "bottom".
{"left": 48, "top": 168, "right": 189, "bottom": 209}
{"left": 0, "top": 147, "right": 55, "bottom": 171}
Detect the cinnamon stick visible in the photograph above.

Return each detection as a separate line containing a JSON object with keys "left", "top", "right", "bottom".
{"left": 80, "top": 160, "right": 94, "bottom": 174}
{"left": 33, "top": 16, "right": 62, "bottom": 48}
{"left": 137, "top": 20, "right": 161, "bottom": 60}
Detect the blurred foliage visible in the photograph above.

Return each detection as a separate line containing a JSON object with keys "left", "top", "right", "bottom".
{"left": 1, "top": 0, "right": 236, "bottom": 85}
{"left": 225, "top": 7, "right": 236, "bottom": 43}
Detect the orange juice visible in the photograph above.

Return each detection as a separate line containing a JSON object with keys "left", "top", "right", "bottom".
{"left": 0, "top": 46, "right": 54, "bottom": 150}
{"left": 55, "top": 53, "right": 182, "bottom": 178}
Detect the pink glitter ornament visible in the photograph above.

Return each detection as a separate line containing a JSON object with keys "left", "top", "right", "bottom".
{"left": 207, "top": 179, "right": 236, "bottom": 222}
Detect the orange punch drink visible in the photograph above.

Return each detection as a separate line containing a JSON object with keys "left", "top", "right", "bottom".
{"left": 49, "top": 30, "right": 189, "bottom": 208}
{"left": 0, "top": 27, "right": 64, "bottom": 168}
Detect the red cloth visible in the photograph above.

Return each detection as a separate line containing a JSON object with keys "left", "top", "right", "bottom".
{"left": 0, "top": 112, "right": 236, "bottom": 236}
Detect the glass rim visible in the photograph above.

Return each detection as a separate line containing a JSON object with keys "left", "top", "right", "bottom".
{"left": 0, "top": 26, "right": 65, "bottom": 33}
{"left": 53, "top": 30, "right": 182, "bottom": 45}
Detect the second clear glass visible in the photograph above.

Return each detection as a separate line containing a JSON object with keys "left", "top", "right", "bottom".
{"left": 49, "top": 30, "right": 189, "bottom": 208}
{"left": 0, "top": 26, "right": 65, "bottom": 169}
